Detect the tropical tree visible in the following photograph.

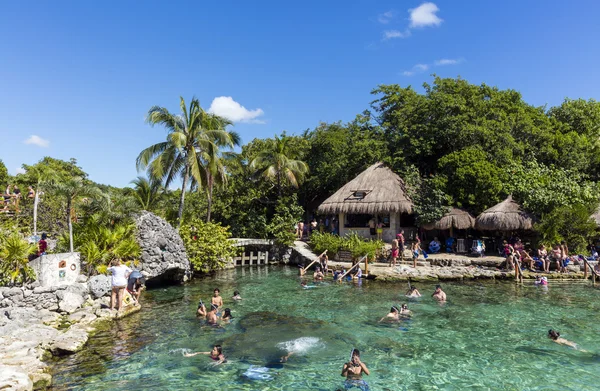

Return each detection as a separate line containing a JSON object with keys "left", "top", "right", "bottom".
{"left": 47, "top": 177, "right": 100, "bottom": 252}
{"left": 129, "top": 176, "right": 166, "bottom": 211}
{"left": 0, "top": 233, "right": 36, "bottom": 285}
{"left": 136, "top": 97, "right": 238, "bottom": 228}
{"left": 249, "top": 134, "right": 309, "bottom": 196}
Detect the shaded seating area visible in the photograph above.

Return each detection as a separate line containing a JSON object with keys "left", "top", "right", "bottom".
{"left": 422, "top": 208, "right": 476, "bottom": 254}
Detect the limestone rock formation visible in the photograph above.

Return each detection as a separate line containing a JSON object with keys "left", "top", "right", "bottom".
{"left": 135, "top": 211, "right": 190, "bottom": 284}
{"left": 88, "top": 275, "right": 111, "bottom": 299}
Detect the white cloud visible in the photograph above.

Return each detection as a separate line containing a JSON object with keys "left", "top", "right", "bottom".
{"left": 24, "top": 135, "right": 49, "bottom": 148}
{"left": 378, "top": 11, "right": 394, "bottom": 24}
{"left": 414, "top": 64, "right": 429, "bottom": 71}
{"left": 15, "top": 167, "right": 26, "bottom": 175}
{"left": 208, "top": 96, "right": 265, "bottom": 124}
{"left": 402, "top": 63, "right": 431, "bottom": 76}
{"left": 402, "top": 71, "right": 415, "bottom": 77}
{"left": 409, "top": 2, "right": 443, "bottom": 28}
{"left": 383, "top": 29, "right": 411, "bottom": 40}
{"left": 434, "top": 58, "right": 463, "bottom": 66}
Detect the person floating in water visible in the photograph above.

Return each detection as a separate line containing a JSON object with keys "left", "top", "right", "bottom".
{"left": 232, "top": 291, "right": 242, "bottom": 300}
{"left": 196, "top": 299, "right": 207, "bottom": 317}
{"left": 278, "top": 337, "right": 321, "bottom": 362}
{"left": 184, "top": 344, "right": 226, "bottom": 365}
{"left": 535, "top": 276, "right": 548, "bottom": 286}
{"left": 301, "top": 281, "right": 317, "bottom": 289}
{"left": 406, "top": 286, "right": 421, "bottom": 297}
{"left": 211, "top": 288, "right": 223, "bottom": 308}
{"left": 548, "top": 330, "right": 585, "bottom": 351}
{"left": 432, "top": 285, "right": 446, "bottom": 302}
{"left": 379, "top": 306, "right": 400, "bottom": 322}
{"left": 399, "top": 303, "right": 411, "bottom": 316}
{"left": 206, "top": 304, "right": 219, "bottom": 325}
{"left": 341, "top": 349, "right": 370, "bottom": 391}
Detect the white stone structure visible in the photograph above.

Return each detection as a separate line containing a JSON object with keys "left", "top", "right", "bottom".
{"left": 29, "top": 253, "right": 81, "bottom": 287}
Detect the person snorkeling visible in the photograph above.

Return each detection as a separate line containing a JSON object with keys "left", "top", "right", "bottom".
{"left": 206, "top": 303, "right": 219, "bottom": 325}
{"left": 341, "top": 348, "right": 370, "bottom": 391}
{"left": 196, "top": 299, "right": 207, "bottom": 317}
{"left": 406, "top": 286, "right": 421, "bottom": 297}
{"left": 184, "top": 344, "right": 226, "bottom": 365}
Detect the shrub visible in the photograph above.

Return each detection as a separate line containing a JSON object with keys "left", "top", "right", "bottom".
{"left": 267, "top": 195, "right": 304, "bottom": 246}
{"left": 309, "top": 232, "right": 344, "bottom": 255}
{"left": 0, "top": 232, "right": 36, "bottom": 286}
{"left": 536, "top": 205, "right": 598, "bottom": 254}
{"left": 309, "top": 232, "right": 384, "bottom": 260}
{"left": 180, "top": 218, "right": 239, "bottom": 273}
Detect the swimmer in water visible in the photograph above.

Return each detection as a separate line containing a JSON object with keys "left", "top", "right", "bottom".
{"left": 379, "top": 306, "right": 400, "bottom": 322}
{"left": 196, "top": 299, "right": 207, "bottom": 317}
{"left": 301, "top": 281, "right": 317, "bottom": 289}
{"left": 406, "top": 286, "right": 421, "bottom": 297}
{"left": 184, "top": 344, "right": 226, "bottom": 365}
{"left": 278, "top": 337, "right": 322, "bottom": 362}
{"left": 432, "top": 285, "right": 446, "bottom": 302}
{"left": 221, "top": 308, "right": 233, "bottom": 323}
{"left": 341, "top": 349, "right": 370, "bottom": 391}
{"left": 211, "top": 288, "right": 223, "bottom": 308}
{"left": 206, "top": 303, "right": 219, "bottom": 325}
{"left": 298, "top": 264, "right": 306, "bottom": 276}
{"left": 314, "top": 267, "right": 324, "bottom": 281}
{"left": 232, "top": 291, "right": 242, "bottom": 300}
{"left": 399, "top": 303, "right": 412, "bottom": 316}
{"left": 548, "top": 329, "right": 584, "bottom": 350}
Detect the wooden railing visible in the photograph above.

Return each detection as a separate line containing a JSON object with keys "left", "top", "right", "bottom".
{"left": 338, "top": 254, "right": 368, "bottom": 281}
{"left": 583, "top": 259, "right": 599, "bottom": 285}
{"left": 232, "top": 250, "right": 269, "bottom": 266}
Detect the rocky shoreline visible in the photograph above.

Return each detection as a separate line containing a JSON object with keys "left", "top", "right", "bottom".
{"left": 0, "top": 276, "right": 141, "bottom": 390}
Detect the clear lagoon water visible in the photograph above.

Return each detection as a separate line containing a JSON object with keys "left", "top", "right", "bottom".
{"left": 50, "top": 266, "right": 600, "bottom": 390}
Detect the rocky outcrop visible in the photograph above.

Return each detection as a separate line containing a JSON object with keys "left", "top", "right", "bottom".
{"left": 88, "top": 275, "right": 111, "bottom": 299}
{"left": 135, "top": 211, "right": 190, "bottom": 284}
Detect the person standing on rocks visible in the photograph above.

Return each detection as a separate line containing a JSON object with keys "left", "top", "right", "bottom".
{"left": 107, "top": 259, "right": 132, "bottom": 311}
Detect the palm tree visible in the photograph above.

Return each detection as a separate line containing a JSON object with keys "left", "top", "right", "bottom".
{"left": 48, "top": 177, "right": 100, "bottom": 253}
{"left": 0, "top": 233, "right": 37, "bottom": 285}
{"left": 250, "top": 134, "right": 309, "bottom": 196}
{"left": 136, "top": 97, "right": 238, "bottom": 228}
{"left": 130, "top": 176, "right": 165, "bottom": 211}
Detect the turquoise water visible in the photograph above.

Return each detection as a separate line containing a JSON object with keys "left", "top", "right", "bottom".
{"left": 51, "top": 266, "right": 600, "bottom": 390}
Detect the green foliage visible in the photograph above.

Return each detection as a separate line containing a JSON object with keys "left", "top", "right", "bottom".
{"left": 267, "top": 195, "right": 304, "bottom": 246}
{"left": 535, "top": 205, "right": 598, "bottom": 253}
{"left": 309, "top": 232, "right": 384, "bottom": 259}
{"left": 180, "top": 218, "right": 238, "bottom": 273}
{"left": 0, "top": 159, "right": 8, "bottom": 186}
{"left": 403, "top": 165, "right": 451, "bottom": 225}
{"left": 0, "top": 233, "right": 36, "bottom": 286}
{"left": 57, "top": 220, "right": 141, "bottom": 275}
{"left": 128, "top": 176, "right": 166, "bottom": 212}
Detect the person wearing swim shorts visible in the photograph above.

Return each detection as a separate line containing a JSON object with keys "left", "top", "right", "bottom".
{"left": 341, "top": 349, "right": 370, "bottom": 391}
{"left": 184, "top": 344, "right": 226, "bottom": 364}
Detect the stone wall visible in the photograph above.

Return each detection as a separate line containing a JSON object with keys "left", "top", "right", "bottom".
{"left": 29, "top": 253, "right": 81, "bottom": 287}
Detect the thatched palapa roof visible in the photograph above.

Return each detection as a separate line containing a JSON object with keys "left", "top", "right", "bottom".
{"left": 422, "top": 208, "right": 475, "bottom": 230}
{"left": 317, "top": 162, "right": 413, "bottom": 215}
{"left": 475, "top": 195, "right": 534, "bottom": 231}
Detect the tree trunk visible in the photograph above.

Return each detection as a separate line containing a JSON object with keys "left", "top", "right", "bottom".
{"left": 207, "top": 174, "right": 213, "bottom": 223}
{"left": 67, "top": 199, "right": 74, "bottom": 253}
{"left": 177, "top": 165, "right": 190, "bottom": 228}
{"left": 33, "top": 190, "right": 39, "bottom": 236}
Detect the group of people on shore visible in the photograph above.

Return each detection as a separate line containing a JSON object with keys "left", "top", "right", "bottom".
{"left": 503, "top": 239, "right": 597, "bottom": 273}
{"left": 2, "top": 184, "right": 35, "bottom": 213}
{"left": 295, "top": 217, "right": 339, "bottom": 240}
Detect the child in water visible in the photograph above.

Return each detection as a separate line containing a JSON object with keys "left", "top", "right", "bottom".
{"left": 211, "top": 288, "right": 223, "bottom": 308}
{"left": 547, "top": 330, "right": 585, "bottom": 351}
{"left": 221, "top": 308, "right": 233, "bottom": 323}
{"left": 196, "top": 299, "right": 207, "bottom": 317}
{"left": 232, "top": 291, "right": 242, "bottom": 300}
{"left": 184, "top": 344, "right": 226, "bottom": 365}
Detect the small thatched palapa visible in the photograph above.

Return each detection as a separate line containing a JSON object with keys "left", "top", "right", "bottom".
{"left": 317, "top": 162, "right": 413, "bottom": 215}
{"left": 475, "top": 195, "right": 533, "bottom": 231}
{"left": 422, "top": 208, "right": 475, "bottom": 230}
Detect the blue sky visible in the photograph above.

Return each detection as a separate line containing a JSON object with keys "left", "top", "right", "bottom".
{"left": 1, "top": 1, "right": 599, "bottom": 187}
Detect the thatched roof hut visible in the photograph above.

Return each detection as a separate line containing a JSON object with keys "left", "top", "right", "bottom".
{"left": 475, "top": 195, "right": 534, "bottom": 231}
{"left": 422, "top": 208, "right": 475, "bottom": 230}
{"left": 317, "top": 162, "right": 413, "bottom": 215}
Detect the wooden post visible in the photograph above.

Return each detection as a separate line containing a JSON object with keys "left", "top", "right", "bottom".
{"left": 365, "top": 256, "right": 369, "bottom": 275}
{"left": 265, "top": 251, "right": 269, "bottom": 264}
{"left": 302, "top": 250, "right": 328, "bottom": 273}
{"left": 250, "top": 251, "right": 254, "bottom": 265}
{"left": 242, "top": 251, "right": 247, "bottom": 266}
{"left": 339, "top": 255, "right": 367, "bottom": 281}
